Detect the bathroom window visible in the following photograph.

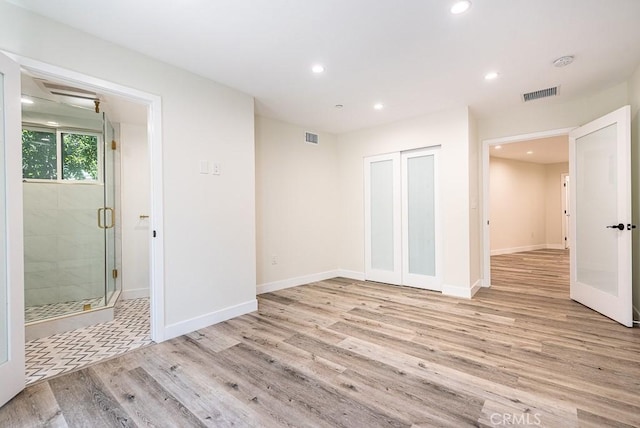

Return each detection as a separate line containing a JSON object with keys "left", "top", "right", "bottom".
{"left": 22, "top": 127, "right": 101, "bottom": 182}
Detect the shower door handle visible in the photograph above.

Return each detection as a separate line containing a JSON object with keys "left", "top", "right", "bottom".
{"left": 97, "top": 208, "right": 105, "bottom": 229}
{"left": 97, "top": 208, "right": 115, "bottom": 229}
{"left": 105, "top": 207, "right": 115, "bottom": 229}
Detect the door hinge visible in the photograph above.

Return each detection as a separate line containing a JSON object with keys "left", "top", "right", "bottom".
{"left": 111, "top": 140, "right": 117, "bottom": 150}
{"left": 153, "top": 230, "right": 157, "bottom": 238}
{"left": 112, "top": 269, "right": 118, "bottom": 279}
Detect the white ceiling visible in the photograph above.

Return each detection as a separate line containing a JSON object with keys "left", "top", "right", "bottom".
{"left": 10, "top": 0, "right": 640, "bottom": 134}
{"left": 490, "top": 135, "right": 568, "bottom": 165}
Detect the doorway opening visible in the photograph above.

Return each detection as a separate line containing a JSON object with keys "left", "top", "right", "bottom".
{"left": 10, "top": 54, "right": 165, "bottom": 384}
{"left": 482, "top": 128, "right": 572, "bottom": 290}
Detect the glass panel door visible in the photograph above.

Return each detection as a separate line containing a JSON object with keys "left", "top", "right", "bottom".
{"left": 402, "top": 149, "right": 441, "bottom": 290}
{"left": 0, "top": 67, "right": 7, "bottom": 367}
{"left": 364, "top": 153, "right": 401, "bottom": 285}
{"left": 569, "top": 105, "right": 632, "bottom": 327}
{"left": 0, "top": 50, "right": 26, "bottom": 408}
{"left": 103, "top": 115, "right": 117, "bottom": 303}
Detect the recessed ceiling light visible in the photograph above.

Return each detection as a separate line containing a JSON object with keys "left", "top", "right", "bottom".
{"left": 47, "top": 121, "right": 59, "bottom": 126}
{"left": 451, "top": 1, "right": 471, "bottom": 14}
{"left": 311, "top": 64, "right": 325, "bottom": 74}
{"left": 373, "top": 103, "right": 384, "bottom": 110}
{"left": 526, "top": 150, "right": 534, "bottom": 155}
{"left": 553, "top": 55, "right": 574, "bottom": 68}
{"left": 21, "top": 97, "right": 34, "bottom": 104}
{"left": 484, "top": 71, "right": 499, "bottom": 80}
{"left": 494, "top": 145, "right": 502, "bottom": 150}
{"left": 335, "top": 104, "right": 344, "bottom": 109}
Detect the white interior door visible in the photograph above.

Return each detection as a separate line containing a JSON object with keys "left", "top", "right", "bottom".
{"left": 364, "top": 153, "right": 402, "bottom": 284}
{"left": 569, "top": 105, "right": 632, "bottom": 327}
{"left": 0, "top": 51, "right": 26, "bottom": 406}
{"left": 401, "top": 149, "right": 441, "bottom": 290}
{"left": 364, "top": 148, "right": 441, "bottom": 290}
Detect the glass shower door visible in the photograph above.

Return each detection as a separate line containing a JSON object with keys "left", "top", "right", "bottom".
{"left": 103, "top": 115, "right": 117, "bottom": 303}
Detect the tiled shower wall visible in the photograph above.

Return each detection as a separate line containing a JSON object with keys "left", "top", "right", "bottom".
{"left": 24, "top": 182, "right": 105, "bottom": 307}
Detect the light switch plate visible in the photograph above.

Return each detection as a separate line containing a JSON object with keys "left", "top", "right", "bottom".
{"left": 199, "top": 160, "right": 210, "bottom": 174}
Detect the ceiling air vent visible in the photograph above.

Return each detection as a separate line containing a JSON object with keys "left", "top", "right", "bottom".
{"left": 522, "top": 86, "right": 559, "bottom": 102}
{"left": 305, "top": 132, "right": 319, "bottom": 145}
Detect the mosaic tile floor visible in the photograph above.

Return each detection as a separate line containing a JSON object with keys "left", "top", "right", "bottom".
{"left": 25, "top": 297, "right": 106, "bottom": 323}
{"left": 25, "top": 298, "right": 152, "bottom": 385}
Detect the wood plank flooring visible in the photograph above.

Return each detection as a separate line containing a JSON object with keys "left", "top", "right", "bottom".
{"left": 2, "top": 249, "right": 639, "bottom": 427}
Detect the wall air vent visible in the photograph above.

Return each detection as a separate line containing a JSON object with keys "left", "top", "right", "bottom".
{"left": 305, "top": 132, "right": 319, "bottom": 145}
{"left": 522, "top": 86, "right": 559, "bottom": 102}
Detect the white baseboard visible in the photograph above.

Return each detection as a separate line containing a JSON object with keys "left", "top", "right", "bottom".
{"left": 491, "top": 244, "right": 565, "bottom": 256}
{"left": 337, "top": 270, "right": 365, "bottom": 281}
{"left": 470, "top": 279, "right": 482, "bottom": 297}
{"left": 164, "top": 299, "right": 257, "bottom": 341}
{"left": 257, "top": 270, "right": 341, "bottom": 295}
{"left": 442, "top": 280, "right": 482, "bottom": 299}
{"left": 546, "top": 244, "right": 566, "bottom": 250}
{"left": 121, "top": 287, "right": 150, "bottom": 300}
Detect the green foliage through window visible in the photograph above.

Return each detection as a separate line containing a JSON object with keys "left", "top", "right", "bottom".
{"left": 62, "top": 133, "right": 98, "bottom": 180}
{"left": 22, "top": 128, "right": 100, "bottom": 181}
{"left": 22, "top": 130, "right": 57, "bottom": 180}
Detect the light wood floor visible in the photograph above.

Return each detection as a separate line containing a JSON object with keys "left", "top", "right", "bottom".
{"left": 2, "top": 249, "right": 639, "bottom": 427}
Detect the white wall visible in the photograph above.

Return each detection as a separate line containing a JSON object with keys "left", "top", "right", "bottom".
{"left": 255, "top": 116, "right": 340, "bottom": 291}
{"left": 120, "top": 123, "right": 150, "bottom": 300}
{"left": 489, "top": 158, "right": 568, "bottom": 254}
{"left": 0, "top": 2, "right": 257, "bottom": 339}
{"left": 337, "top": 107, "right": 478, "bottom": 295}
{"left": 489, "top": 158, "right": 546, "bottom": 253}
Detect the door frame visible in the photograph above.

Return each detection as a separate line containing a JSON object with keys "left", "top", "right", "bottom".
{"left": 4, "top": 52, "right": 167, "bottom": 342}
{"left": 481, "top": 127, "right": 575, "bottom": 287}
{"left": 561, "top": 173, "right": 570, "bottom": 249}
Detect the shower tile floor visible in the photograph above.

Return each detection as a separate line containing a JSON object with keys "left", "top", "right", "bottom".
{"left": 25, "top": 297, "right": 106, "bottom": 323}
{"left": 25, "top": 297, "right": 152, "bottom": 386}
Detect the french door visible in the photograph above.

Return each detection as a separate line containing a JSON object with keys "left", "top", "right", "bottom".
{"left": 0, "top": 51, "right": 26, "bottom": 407}
{"left": 569, "top": 105, "right": 632, "bottom": 327}
{"left": 364, "top": 148, "right": 441, "bottom": 290}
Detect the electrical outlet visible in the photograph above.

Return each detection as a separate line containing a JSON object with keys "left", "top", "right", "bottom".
{"left": 271, "top": 255, "right": 278, "bottom": 265}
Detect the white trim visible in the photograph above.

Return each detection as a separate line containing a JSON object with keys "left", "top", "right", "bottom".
{"left": 546, "top": 244, "right": 565, "bottom": 250}
{"left": 337, "top": 270, "right": 366, "bottom": 281}
{"left": 4, "top": 52, "right": 166, "bottom": 343}
{"left": 164, "top": 299, "right": 258, "bottom": 341}
{"left": 257, "top": 270, "right": 340, "bottom": 295}
{"left": 633, "top": 305, "right": 640, "bottom": 320}
{"left": 442, "top": 280, "right": 482, "bottom": 299}
{"left": 490, "top": 244, "right": 557, "bottom": 256}
{"left": 481, "top": 127, "right": 575, "bottom": 289}
{"left": 121, "top": 288, "right": 150, "bottom": 300}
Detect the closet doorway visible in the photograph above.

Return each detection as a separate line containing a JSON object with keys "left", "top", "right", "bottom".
{"left": 364, "top": 147, "right": 442, "bottom": 291}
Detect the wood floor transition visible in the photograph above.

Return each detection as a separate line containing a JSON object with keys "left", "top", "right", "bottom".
{"left": 1, "top": 249, "right": 639, "bottom": 427}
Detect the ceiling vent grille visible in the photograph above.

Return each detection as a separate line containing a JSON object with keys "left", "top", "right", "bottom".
{"left": 522, "top": 86, "right": 558, "bottom": 102}
{"left": 305, "top": 132, "right": 319, "bottom": 145}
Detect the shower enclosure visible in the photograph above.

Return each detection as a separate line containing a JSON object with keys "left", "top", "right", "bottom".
{"left": 21, "top": 96, "right": 118, "bottom": 328}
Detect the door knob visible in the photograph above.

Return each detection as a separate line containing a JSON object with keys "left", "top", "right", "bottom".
{"left": 606, "top": 223, "right": 625, "bottom": 230}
